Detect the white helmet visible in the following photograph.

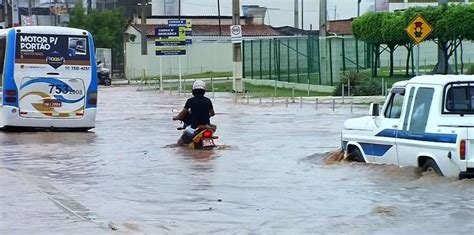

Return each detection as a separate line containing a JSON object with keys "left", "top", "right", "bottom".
{"left": 192, "top": 80, "right": 206, "bottom": 90}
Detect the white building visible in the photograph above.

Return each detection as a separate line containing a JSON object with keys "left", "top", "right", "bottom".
{"left": 388, "top": 0, "right": 472, "bottom": 12}
{"left": 151, "top": 0, "right": 179, "bottom": 16}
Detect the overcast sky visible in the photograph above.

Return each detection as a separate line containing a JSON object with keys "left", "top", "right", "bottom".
{"left": 180, "top": 0, "right": 377, "bottom": 29}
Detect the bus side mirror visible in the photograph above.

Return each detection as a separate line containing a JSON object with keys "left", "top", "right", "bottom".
{"left": 370, "top": 103, "right": 380, "bottom": 116}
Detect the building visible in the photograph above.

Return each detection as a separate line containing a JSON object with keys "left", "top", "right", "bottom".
{"left": 124, "top": 13, "right": 286, "bottom": 79}
{"left": 388, "top": 0, "right": 473, "bottom": 12}
{"left": 0, "top": 0, "right": 146, "bottom": 28}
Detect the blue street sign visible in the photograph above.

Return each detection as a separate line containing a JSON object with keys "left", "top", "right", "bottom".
{"left": 155, "top": 27, "right": 179, "bottom": 37}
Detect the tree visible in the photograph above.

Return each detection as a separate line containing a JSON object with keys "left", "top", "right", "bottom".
{"left": 69, "top": 4, "right": 127, "bottom": 69}
{"left": 381, "top": 11, "right": 408, "bottom": 77}
{"left": 353, "top": 12, "right": 385, "bottom": 77}
{"left": 405, "top": 4, "right": 474, "bottom": 74}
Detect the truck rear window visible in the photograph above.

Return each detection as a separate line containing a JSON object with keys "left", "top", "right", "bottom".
{"left": 445, "top": 83, "right": 474, "bottom": 114}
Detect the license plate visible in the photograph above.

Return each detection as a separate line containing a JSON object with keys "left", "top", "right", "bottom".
{"left": 202, "top": 138, "right": 215, "bottom": 147}
{"left": 43, "top": 100, "right": 62, "bottom": 108}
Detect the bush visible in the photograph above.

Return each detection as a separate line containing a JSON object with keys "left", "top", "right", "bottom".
{"left": 333, "top": 70, "right": 381, "bottom": 96}
{"left": 467, "top": 65, "right": 474, "bottom": 75}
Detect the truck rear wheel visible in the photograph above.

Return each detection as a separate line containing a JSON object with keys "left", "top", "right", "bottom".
{"left": 348, "top": 148, "right": 365, "bottom": 163}
{"left": 422, "top": 159, "right": 443, "bottom": 176}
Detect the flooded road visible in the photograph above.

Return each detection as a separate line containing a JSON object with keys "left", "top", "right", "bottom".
{"left": 1, "top": 86, "right": 474, "bottom": 234}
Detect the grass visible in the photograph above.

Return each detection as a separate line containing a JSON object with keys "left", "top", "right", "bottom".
{"left": 132, "top": 71, "right": 232, "bottom": 81}
{"left": 171, "top": 81, "right": 332, "bottom": 97}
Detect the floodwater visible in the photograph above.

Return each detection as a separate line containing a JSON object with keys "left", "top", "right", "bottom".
{"left": 1, "top": 85, "right": 474, "bottom": 234}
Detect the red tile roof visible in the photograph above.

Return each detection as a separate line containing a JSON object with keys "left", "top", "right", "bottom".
{"left": 133, "top": 24, "right": 282, "bottom": 37}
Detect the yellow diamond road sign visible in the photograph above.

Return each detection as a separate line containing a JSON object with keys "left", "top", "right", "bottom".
{"left": 406, "top": 15, "right": 432, "bottom": 44}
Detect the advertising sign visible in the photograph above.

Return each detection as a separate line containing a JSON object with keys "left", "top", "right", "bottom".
{"left": 15, "top": 33, "right": 90, "bottom": 69}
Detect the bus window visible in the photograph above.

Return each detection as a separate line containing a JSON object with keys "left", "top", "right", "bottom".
{"left": 0, "top": 37, "right": 5, "bottom": 86}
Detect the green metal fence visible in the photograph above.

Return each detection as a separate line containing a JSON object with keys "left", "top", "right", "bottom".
{"left": 243, "top": 36, "right": 321, "bottom": 85}
{"left": 243, "top": 35, "right": 369, "bottom": 86}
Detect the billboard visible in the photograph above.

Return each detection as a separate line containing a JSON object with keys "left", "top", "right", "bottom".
{"left": 15, "top": 33, "right": 90, "bottom": 69}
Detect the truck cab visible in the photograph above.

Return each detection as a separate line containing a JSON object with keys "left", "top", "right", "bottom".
{"left": 341, "top": 75, "right": 474, "bottom": 179}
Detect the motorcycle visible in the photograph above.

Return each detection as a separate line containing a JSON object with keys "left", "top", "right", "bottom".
{"left": 97, "top": 62, "right": 111, "bottom": 86}
{"left": 175, "top": 113, "right": 218, "bottom": 150}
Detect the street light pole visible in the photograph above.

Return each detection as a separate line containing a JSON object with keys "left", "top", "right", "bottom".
{"left": 232, "top": 0, "right": 243, "bottom": 92}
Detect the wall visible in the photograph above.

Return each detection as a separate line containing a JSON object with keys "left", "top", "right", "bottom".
{"left": 125, "top": 38, "right": 233, "bottom": 79}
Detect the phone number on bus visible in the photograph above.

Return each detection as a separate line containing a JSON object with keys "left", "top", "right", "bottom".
{"left": 64, "top": 66, "right": 90, "bottom": 71}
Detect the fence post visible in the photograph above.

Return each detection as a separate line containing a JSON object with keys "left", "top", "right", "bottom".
{"left": 274, "top": 79, "right": 277, "bottom": 97}
{"left": 342, "top": 84, "right": 345, "bottom": 104}
{"left": 292, "top": 87, "right": 295, "bottom": 101}
{"left": 260, "top": 39, "right": 263, "bottom": 79}
{"left": 286, "top": 97, "right": 288, "bottom": 108}
{"left": 211, "top": 76, "right": 215, "bottom": 98}
{"left": 355, "top": 38, "right": 359, "bottom": 72}
{"left": 287, "top": 38, "right": 290, "bottom": 82}
{"left": 381, "top": 77, "right": 385, "bottom": 96}
{"left": 272, "top": 95, "right": 275, "bottom": 106}
{"left": 315, "top": 98, "right": 318, "bottom": 110}
{"left": 269, "top": 39, "right": 272, "bottom": 80}
{"left": 329, "top": 38, "right": 333, "bottom": 86}
{"left": 350, "top": 99, "right": 353, "bottom": 113}
{"left": 242, "top": 40, "right": 246, "bottom": 78}
{"left": 341, "top": 36, "right": 346, "bottom": 72}
{"left": 332, "top": 99, "right": 335, "bottom": 111}
{"left": 296, "top": 38, "right": 300, "bottom": 83}
{"left": 300, "top": 96, "right": 303, "bottom": 108}
{"left": 251, "top": 40, "right": 254, "bottom": 79}
{"left": 307, "top": 80, "right": 310, "bottom": 96}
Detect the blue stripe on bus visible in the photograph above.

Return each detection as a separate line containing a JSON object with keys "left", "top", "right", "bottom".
{"left": 376, "top": 129, "right": 457, "bottom": 143}
{"left": 359, "top": 142, "right": 393, "bottom": 157}
{"left": 53, "top": 95, "right": 84, "bottom": 103}
{"left": 2, "top": 29, "right": 18, "bottom": 107}
{"left": 86, "top": 32, "right": 97, "bottom": 109}
{"left": 20, "top": 77, "right": 72, "bottom": 89}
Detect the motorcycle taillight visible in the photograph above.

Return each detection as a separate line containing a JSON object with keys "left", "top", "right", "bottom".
{"left": 202, "top": 130, "right": 213, "bottom": 138}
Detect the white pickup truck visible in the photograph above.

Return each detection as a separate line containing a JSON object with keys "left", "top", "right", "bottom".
{"left": 341, "top": 75, "right": 473, "bottom": 179}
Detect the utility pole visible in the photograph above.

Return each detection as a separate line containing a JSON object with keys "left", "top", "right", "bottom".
{"left": 217, "top": 0, "right": 222, "bottom": 36}
{"left": 3, "top": 0, "right": 10, "bottom": 28}
{"left": 294, "top": 0, "right": 298, "bottom": 28}
{"left": 232, "top": 0, "right": 243, "bottom": 92}
{"left": 28, "top": 0, "right": 32, "bottom": 17}
{"left": 301, "top": 0, "right": 304, "bottom": 30}
{"left": 357, "top": 0, "right": 360, "bottom": 17}
{"left": 319, "top": 0, "right": 328, "bottom": 83}
{"left": 140, "top": 0, "right": 147, "bottom": 55}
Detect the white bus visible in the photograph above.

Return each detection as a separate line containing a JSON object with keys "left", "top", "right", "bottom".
{"left": 0, "top": 26, "right": 98, "bottom": 131}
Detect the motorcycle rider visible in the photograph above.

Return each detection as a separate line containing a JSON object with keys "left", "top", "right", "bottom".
{"left": 173, "top": 80, "right": 216, "bottom": 146}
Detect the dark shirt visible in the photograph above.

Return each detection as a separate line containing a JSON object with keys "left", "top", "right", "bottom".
{"left": 184, "top": 95, "right": 213, "bottom": 128}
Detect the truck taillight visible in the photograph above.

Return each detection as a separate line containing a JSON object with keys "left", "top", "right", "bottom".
{"left": 460, "top": 140, "right": 466, "bottom": 160}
